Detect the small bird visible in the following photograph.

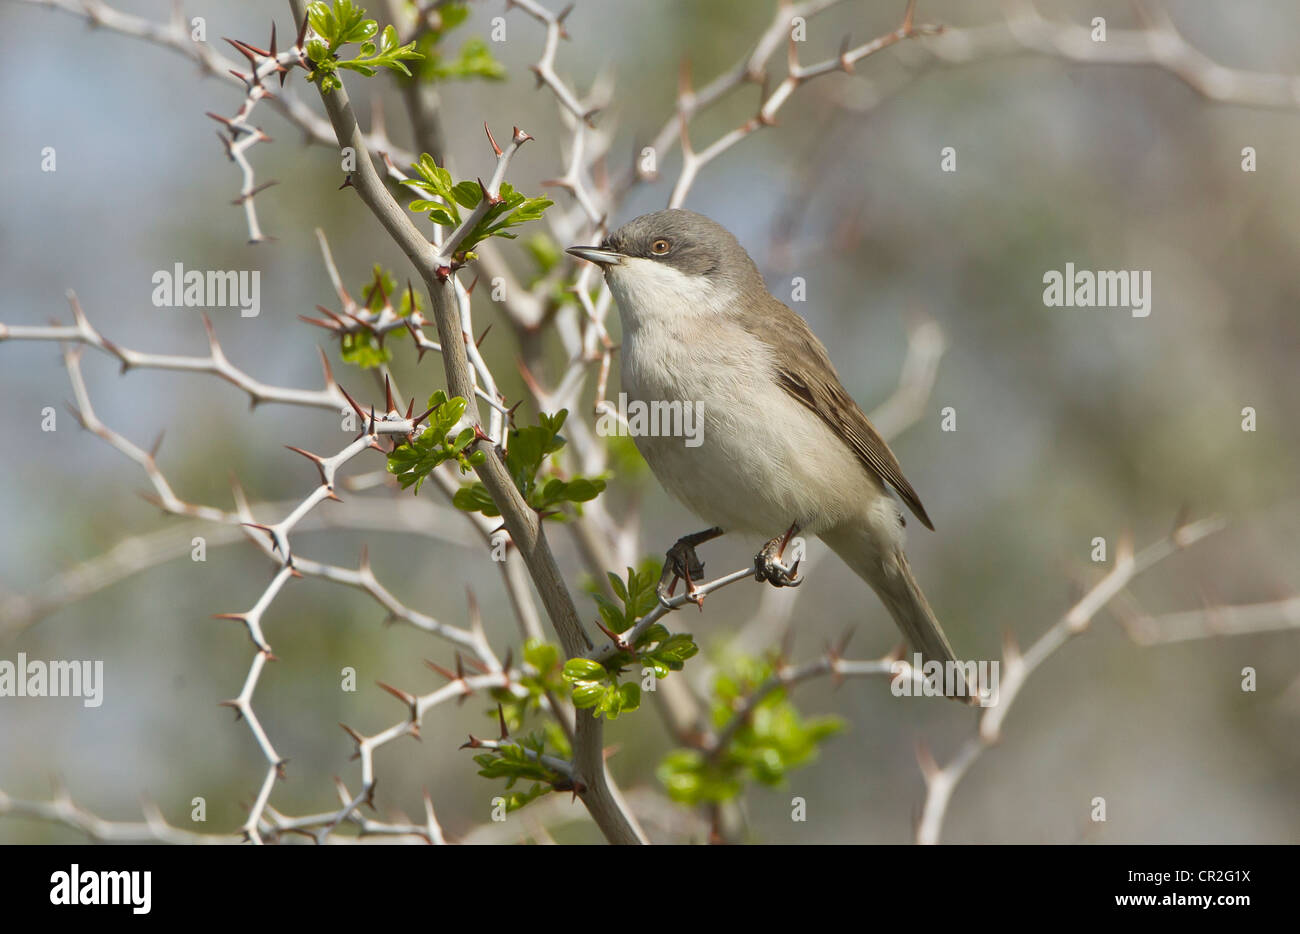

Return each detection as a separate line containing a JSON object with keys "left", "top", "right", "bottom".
{"left": 568, "top": 209, "right": 965, "bottom": 695}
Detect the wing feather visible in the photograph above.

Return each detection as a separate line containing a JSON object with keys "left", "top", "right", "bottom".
{"left": 745, "top": 302, "right": 934, "bottom": 530}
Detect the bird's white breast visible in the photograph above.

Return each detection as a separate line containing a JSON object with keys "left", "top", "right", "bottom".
{"left": 606, "top": 258, "right": 888, "bottom": 541}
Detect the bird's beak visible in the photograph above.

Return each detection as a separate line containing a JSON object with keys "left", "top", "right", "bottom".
{"left": 565, "top": 245, "right": 624, "bottom": 267}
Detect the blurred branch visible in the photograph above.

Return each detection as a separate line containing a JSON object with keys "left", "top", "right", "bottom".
{"left": 705, "top": 647, "right": 922, "bottom": 761}
{"left": 0, "top": 778, "right": 451, "bottom": 844}
{"left": 914, "top": 515, "right": 1228, "bottom": 845}
{"left": 865, "top": 317, "right": 946, "bottom": 441}
{"left": 668, "top": 0, "right": 941, "bottom": 207}
{"left": 1123, "top": 595, "right": 1300, "bottom": 645}
{"left": 0, "top": 494, "right": 491, "bottom": 642}
{"left": 921, "top": 0, "right": 1300, "bottom": 110}
{"left": 0, "top": 783, "right": 241, "bottom": 844}
{"left": 17, "top": 0, "right": 416, "bottom": 237}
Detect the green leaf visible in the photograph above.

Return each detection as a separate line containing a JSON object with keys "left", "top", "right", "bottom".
{"left": 306, "top": 37, "right": 332, "bottom": 65}
{"left": 451, "top": 410, "right": 604, "bottom": 521}
{"left": 593, "top": 597, "right": 625, "bottom": 635}
{"left": 618, "top": 682, "right": 641, "bottom": 713}
{"left": 562, "top": 658, "right": 605, "bottom": 682}
{"left": 339, "top": 332, "right": 390, "bottom": 368}
{"left": 452, "top": 484, "right": 498, "bottom": 515}
{"left": 469, "top": 731, "right": 567, "bottom": 813}
{"left": 450, "top": 180, "right": 484, "bottom": 209}
{"left": 656, "top": 655, "right": 846, "bottom": 807}
{"left": 306, "top": 3, "right": 423, "bottom": 91}
{"left": 523, "top": 233, "right": 562, "bottom": 278}
{"left": 570, "top": 682, "right": 605, "bottom": 709}
{"left": 523, "top": 639, "right": 559, "bottom": 675}
{"left": 386, "top": 392, "right": 481, "bottom": 492}
{"left": 564, "top": 478, "right": 602, "bottom": 502}
{"left": 307, "top": 3, "right": 338, "bottom": 44}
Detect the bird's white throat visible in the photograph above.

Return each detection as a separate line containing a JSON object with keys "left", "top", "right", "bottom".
{"left": 605, "top": 256, "right": 735, "bottom": 333}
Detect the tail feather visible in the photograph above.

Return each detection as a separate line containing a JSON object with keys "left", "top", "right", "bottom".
{"left": 821, "top": 527, "right": 972, "bottom": 702}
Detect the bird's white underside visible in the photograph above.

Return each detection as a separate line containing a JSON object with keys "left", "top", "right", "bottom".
{"left": 606, "top": 256, "right": 905, "bottom": 555}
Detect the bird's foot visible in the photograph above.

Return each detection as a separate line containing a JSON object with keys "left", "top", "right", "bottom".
{"left": 754, "top": 523, "right": 803, "bottom": 588}
{"left": 657, "top": 527, "right": 724, "bottom": 609}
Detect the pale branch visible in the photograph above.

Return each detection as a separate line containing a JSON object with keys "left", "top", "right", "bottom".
{"left": 208, "top": 23, "right": 304, "bottom": 243}
{"left": 42, "top": 342, "right": 529, "bottom": 841}
{"left": 506, "top": 0, "right": 592, "bottom": 124}
{"left": 922, "top": 0, "right": 1300, "bottom": 111}
{"left": 610, "top": 0, "right": 856, "bottom": 199}
{"left": 0, "top": 293, "right": 347, "bottom": 412}
{"left": 0, "top": 785, "right": 242, "bottom": 844}
{"left": 283, "top": 0, "right": 646, "bottom": 844}
{"left": 55, "top": 345, "right": 481, "bottom": 650}
{"left": 0, "top": 779, "right": 451, "bottom": 844}
{"left": 0, "top": 287, "right": 546, "bottom": 651}
{"left": 588, "top": 568, "right": 756, "bottom": 666}
{"left": 27, "top": 0, "right": 1300, "bottom": 248}
{"left": 864, "top": 318, "right": 946, "bottom": 441}
{"left": 544, "top": 116, "right": 606, "bottom": 227}
{"left": 327, "top": 670, "right": 520, "bottom": 842}
{"left": 669, "top": 0, "right": 939, "bottom": 208}
{"left": 306, "top": 230, "right": 513, "bottom": 424}
{"left": 1122, "top": 595, "right": 1300, "bottom": 646}
{"left": 17, "top": 0, "right": 397, "bottom": 240}
{"left": 914, "top": 516, "right": 1228, "bottom": 845}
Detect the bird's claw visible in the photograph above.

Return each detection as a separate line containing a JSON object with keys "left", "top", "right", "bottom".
{"left": 754, "top": 537, "right": 803, "bottom": 588}
{"left": 657, "top": 538, "right": 708, "bottom": 607}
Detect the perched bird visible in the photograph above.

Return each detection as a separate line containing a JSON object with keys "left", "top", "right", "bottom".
{"left": 568, "top": 209, "right": 966, "bottom": 697}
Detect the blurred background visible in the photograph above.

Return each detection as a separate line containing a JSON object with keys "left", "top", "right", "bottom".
{"left": 0, "top": 0, "right": 1296, "bottom": 843}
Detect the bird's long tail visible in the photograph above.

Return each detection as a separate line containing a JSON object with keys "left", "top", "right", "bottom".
{"left": 821, "top": 525, "right": 972, "bottom": 703}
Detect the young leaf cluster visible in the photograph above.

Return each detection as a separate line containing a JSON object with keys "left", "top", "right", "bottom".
{"left": 561, "top": 657, "right": 642, "bottom": 721}
{"left": 402, "top": 154, "right": 553, "bottom": 256}
{"left": 472, "top": 732, "right": 566, "bottom": 814}
{"left": 340, "top": 265, "right": 418, "bottom": 369}
{"left": 387, "top": 391, "right": 485, "bottom": 492}
{"left": 410, "top": 4, "right": 506, "bottom": 83}
{"left": 472, "top": 641, "right": 574, "bottom": 813}
{"left": 453, "top": 410, "right": 605, "bottom": 519}
{"left": 305, "top": 1, "right": 422, "bottom": 92}
{"left": 490, "top": 640, "right": 570, "bottom": 750}
{"left": 560, "top": 565, "right": 700, "bottom": 720}
{"left": 657, "top": 656, "right": 844, "bottom": 806}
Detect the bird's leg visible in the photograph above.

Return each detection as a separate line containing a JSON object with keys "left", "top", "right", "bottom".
{"left": 657, "top": 526, "right": 724, "bottom": 608}
{"left": 754, "top": 522, "right": 803, "bottom": 588}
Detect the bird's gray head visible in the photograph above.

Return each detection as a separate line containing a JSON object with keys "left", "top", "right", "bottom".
{"left": 566, "top": 210, "right": 763, "bottom": 305}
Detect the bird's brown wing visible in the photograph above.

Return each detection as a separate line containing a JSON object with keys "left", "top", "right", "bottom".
{"left": 744, "top": 301, "right": 934, "bottom": 530}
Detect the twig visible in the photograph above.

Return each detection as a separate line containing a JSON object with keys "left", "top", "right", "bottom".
{"left": 914, "top": 516, "right": 1227, "bottom": 845}
{"left": 284, "top": 0, "right": 646, "bottom": 844}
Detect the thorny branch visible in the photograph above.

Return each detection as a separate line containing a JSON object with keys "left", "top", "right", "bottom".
{"left": 4, "top": 0, "right": 1298, "bottom": 845}
{"left": 914, "top": 517, "right": 1227, "bottom": 845}
{"left": 281, "top": 0, "right": 647, "bottom": 844}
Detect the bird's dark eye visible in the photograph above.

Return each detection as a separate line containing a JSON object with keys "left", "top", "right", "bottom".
{"left": 651, "top": 238, "right": 671, "bottom": 255}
